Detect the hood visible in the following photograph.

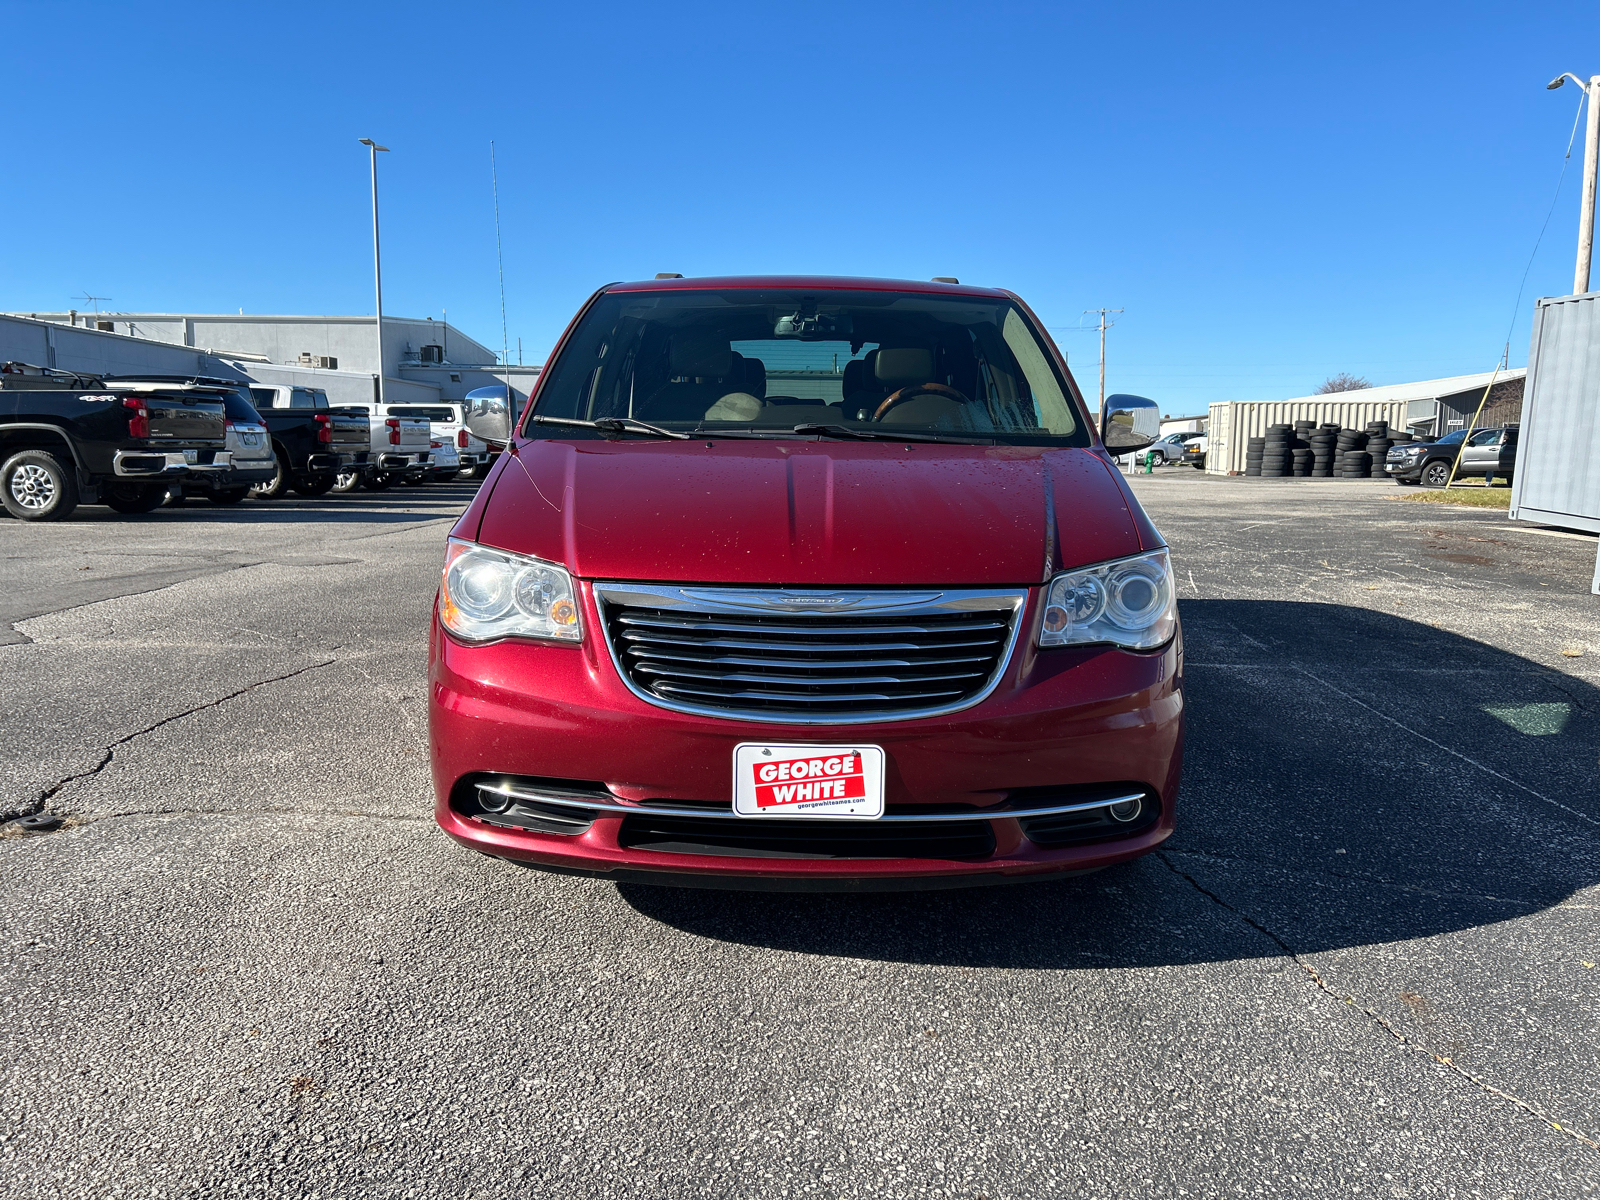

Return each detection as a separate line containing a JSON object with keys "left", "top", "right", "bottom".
{"left": 471, "top": 439, "right": 1149, "bottom": 586}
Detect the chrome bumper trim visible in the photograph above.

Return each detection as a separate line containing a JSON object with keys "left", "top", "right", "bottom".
{"left": 475, "top": 781, "right": 1145, "bottom": 824}
{"left": 113, "top": 449, "right": 233, "bottom": 476}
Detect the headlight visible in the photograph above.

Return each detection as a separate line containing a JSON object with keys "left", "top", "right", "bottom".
{"left": 437, "top": 538, "right": 582, "bottom": 643}
{"left": 1039, "top": 549, "right": 1175, "bottom": 650}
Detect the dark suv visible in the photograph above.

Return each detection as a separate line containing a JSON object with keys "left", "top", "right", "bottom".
{"left": 1386, "top": 425, "right": 1517, "bottom": 487}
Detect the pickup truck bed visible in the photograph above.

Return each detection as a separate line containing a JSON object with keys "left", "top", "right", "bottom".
{"left": 1, "top": 364, "right": 229, "bottom": 520}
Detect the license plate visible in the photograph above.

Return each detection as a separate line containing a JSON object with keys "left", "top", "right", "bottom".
{"left": 732, "top": 743, "right": 885, "bottom": 819}
{"left": 240, "top": 433, "right": 262, "bottom": 447}
{"left": 183, "top": 449, "right": 198, "bottom": 464}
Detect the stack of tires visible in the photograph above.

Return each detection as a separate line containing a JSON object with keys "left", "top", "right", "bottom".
{"left": 1336, "top": 428, "right": 1370, "bottom": 479}
{"left": 1259, "top": 424, "right": 1293, "bottom": 477}
{"left": 1244, "top": 436, "right": 1266, "bottom": 476}
{"left": 1309, "top": 424, "right": 1338, "bottom": 477}
{"left": 1364, "top": 421, "right": 1392, "bottom": 479}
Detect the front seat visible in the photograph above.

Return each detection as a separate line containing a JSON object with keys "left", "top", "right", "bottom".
{"left": 637, "top": 333, "right": 736, "bottom": 422}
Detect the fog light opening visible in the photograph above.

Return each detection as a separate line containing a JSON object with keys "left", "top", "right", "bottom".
{"left": 1107, "top": 797, "right": 1143, "bottom": 823}
{"left": 478, "top": 787, "right": 513, "bottom": 814}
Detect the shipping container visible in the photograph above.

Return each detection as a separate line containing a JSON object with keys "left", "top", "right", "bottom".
{"left": 1205, "top": 399, "right": 1411, "bottom": 475}
{"left": 1508, "top": 291, "right": 1600, "bottom": 592}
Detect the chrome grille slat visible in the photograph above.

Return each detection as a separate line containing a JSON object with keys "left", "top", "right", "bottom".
{"left": 596, "top": 584, "right": 1027, "bottom": 724}
{"left": 621, "top": 632, "right": 1004, "bottom": 653}
{"left": 632, "top": 664, "right": 989, "bottom": 686}
{"left": 617, "top": 615, "right": 1009, "bottom": 637}
{"left": 628, "top": 649, "right": 996, "bottom": 670}
{"left": 655, "top": 683, "right": 969, "bottom": 704}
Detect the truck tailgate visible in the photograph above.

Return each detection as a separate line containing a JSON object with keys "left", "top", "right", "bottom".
{"left": 147, "top": 395, "right": 226, "bottom": 443}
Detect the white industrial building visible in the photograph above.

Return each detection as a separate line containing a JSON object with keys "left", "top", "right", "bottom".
{"left": 2, "top": 310, "right": 541, "bottom": 409}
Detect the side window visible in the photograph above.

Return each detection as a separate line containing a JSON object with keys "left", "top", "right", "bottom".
{"left": 1467, "top": 429, "right": 1499, "bottom": 447}
{"left": 249, "top": 388, "right": 277, "bottom": 409}
{"left": 312, "top": 390, "right": 330, "bottom": 410}
{"left": 289, "top": 389, "right": 315, "bottom": 410}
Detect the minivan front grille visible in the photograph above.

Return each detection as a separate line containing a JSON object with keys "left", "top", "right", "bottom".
{"left": 594, "top": 584, "right": 1026, "bottom": 724}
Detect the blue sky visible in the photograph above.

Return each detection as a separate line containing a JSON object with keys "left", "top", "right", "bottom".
{"left": 3, "top": 1, "right": 1597, "bottom": 413}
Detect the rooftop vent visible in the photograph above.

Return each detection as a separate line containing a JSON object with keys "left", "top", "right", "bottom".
{"left": 420, "top": 344, "right": 444, "bottom": 364}
{"left": 931, "top": 277, "right": 959, "bottom": 284}
{"left": 655, "top": 272, "right": 684, "bottom": 279}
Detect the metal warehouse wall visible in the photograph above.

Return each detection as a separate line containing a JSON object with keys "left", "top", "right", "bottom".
{"left": 1206, "top": 400, "right": 1412, "bottom": 474}
{"left": 1510, "top": 292, "right": 1600, "bottom": 536}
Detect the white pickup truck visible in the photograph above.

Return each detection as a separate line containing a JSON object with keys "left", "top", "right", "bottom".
{"left": 314, "top": 400, "right": 433, "bottom": 490}
{"left": 383, "top": 403, "right": 492, "bottom": 478}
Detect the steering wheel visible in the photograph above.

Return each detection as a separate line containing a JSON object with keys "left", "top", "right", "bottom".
{"left": 873, "top": 382, "right": 970, "bottom": 422}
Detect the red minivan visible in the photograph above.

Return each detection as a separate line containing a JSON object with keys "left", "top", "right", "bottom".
{"left": 430, "top": 277, "right": 1180, "bottom": 889}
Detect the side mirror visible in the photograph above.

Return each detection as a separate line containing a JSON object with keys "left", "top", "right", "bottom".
{"left": 464, "top": 394, "right": 512, "bottom": 446}
{"left": 1100, "top": 394, "right": 1161, "bottom": 452}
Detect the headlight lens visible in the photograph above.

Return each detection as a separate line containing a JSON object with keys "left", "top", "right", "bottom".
{"left": 438, "top": 538, "right": 582, "bottom": 643}
{"left": 1039, "top": 549, "right": 1175, "bottom": 650}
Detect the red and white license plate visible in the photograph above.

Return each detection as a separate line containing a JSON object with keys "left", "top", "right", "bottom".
{"left": 732, "top": 743, "right": 886, "bottom": 819}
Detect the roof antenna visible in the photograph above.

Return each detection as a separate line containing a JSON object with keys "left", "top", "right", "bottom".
{"left": 491, "top": 140, "right": 509, "bottom": 369}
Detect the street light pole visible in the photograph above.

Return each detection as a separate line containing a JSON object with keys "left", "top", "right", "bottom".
{"left": 358, "top": 138, "right": 390, "bottom": 404}
{"left": 1549, "top": 73, "right": 1600, "bottom": 294}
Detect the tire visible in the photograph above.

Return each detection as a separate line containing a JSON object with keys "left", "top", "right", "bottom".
{"left": 103, "top": 482, "right": 166, "bottom": 514}
{"left": 332, "top": 469, "right": 363, "bottom": 494}
{"left": 1420, "top": 460, "right": 1452, "bottom": 488}
{"left": 164, "top": 486, "right": 186, "bottom": 507}
{"left": 208, "top": 488, "right": 249, "bottom": 505}
{"left": 362, "top": 471, "right": 393, "bottom": 491}
{"left": 0, "top": 449, "right": 80, "bottom": 521}
{"left": 250, "top": 446, "right": 290, "bottom": 499}
{"left": 293, "top": 473, "right": 336, "bottom": 497}
{"left": 457, "top": 462, "right": 477, "bottom": 481}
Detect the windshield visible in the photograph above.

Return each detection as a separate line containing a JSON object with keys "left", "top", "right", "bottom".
{"left": 526, "top": 288, "right": 1087, "bottom": 444}
{"left": 1437, "top": 429, "right": 1468, "bottom": 444}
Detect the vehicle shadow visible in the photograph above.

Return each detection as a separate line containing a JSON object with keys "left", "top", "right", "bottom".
{"left": 618, "top": 600, "right": 1600, "bottom": 967}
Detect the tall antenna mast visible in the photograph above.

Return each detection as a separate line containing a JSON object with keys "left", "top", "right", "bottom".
{"left": 490, "top": 140, "right": 509, "bottom": 368}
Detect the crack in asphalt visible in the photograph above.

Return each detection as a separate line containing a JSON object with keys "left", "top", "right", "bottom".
{"left": 1162, "top": 846, "right": 1542, "bottom": 908}
{"left": 72, "top": 806, "right": 429, "bottom": 826}
{"left": 1156, "top": 850, "right": 1600, "bottom": 1152}
{"left": 2, "top": 661, "right": 337, "bottom": 825}
{"left": 1291, "top": 665, "right": 1600, "bottom": 829}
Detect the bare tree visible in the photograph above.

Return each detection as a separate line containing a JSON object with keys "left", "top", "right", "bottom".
{"left": 1315, "top": 372, "right": 1372, "bottom": 394}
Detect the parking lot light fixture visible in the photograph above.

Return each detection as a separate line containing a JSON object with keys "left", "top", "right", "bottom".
{"left": 359, "top": 138, "right": 391, "bottom": 404}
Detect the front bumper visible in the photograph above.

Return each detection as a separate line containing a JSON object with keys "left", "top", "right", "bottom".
{"left": 113, "top": 448, "right": 233, "bottom": 477}
{"left": 429, "top": 587, "right": 1184, "bottom": 889}
{"left": 1385, "top": 458, "right": 1424, "bottom": 481}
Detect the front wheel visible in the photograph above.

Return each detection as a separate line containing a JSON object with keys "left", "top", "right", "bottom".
{"left": 103, "top": 482, "right": 167, "bottom": 514}
{"left": 362, "top": 472, "right": 392, "bottom": 491}
{"left": 293, "top": 473, "right": 336, "bottom": 497}
{"left": 250, "top": 447, "right": 290, "bottom": 499}
{"left": 0, "top": 449, "right": 80, "bottom": 521}
{"left": 332, "top": 469, "right": 363, "bottom": 493}
{"left": 1420, "top": 461, "right": 1451, "bottom": 488}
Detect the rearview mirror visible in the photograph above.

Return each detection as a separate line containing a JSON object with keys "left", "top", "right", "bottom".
{"left": 463, "top": 390, "right": 513, "bottom": 445}
{"left": 1100, "top": 394, "right": 1161, "bottom": 452}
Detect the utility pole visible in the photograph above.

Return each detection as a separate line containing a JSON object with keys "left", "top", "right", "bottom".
{"left": 1084, "top": 307, "right": 1123, "bottom": 425}
{"left": 1549, "top": 72, "right": 1600, "bottom": 293}
{"left": 359, "top": 138, "right": 390, "bottom": 404}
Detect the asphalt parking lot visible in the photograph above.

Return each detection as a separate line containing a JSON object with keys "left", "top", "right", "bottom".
{"left": 3, "top": 471, "right": 1598, "bottom": 1198}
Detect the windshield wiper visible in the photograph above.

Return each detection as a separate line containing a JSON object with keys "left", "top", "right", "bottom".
{"left": 531, "top": 415, "right": 690, "bottom": 440}
{"left": 791, "top": 423, "right": 993, "bottom": 445}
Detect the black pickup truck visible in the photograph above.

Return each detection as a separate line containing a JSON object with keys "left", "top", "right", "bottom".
{"left": 245, "top": 384, "right": 372, "bottom": 497}
{"left": 0, "top": 363, "right": 230, "bottom": 521}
